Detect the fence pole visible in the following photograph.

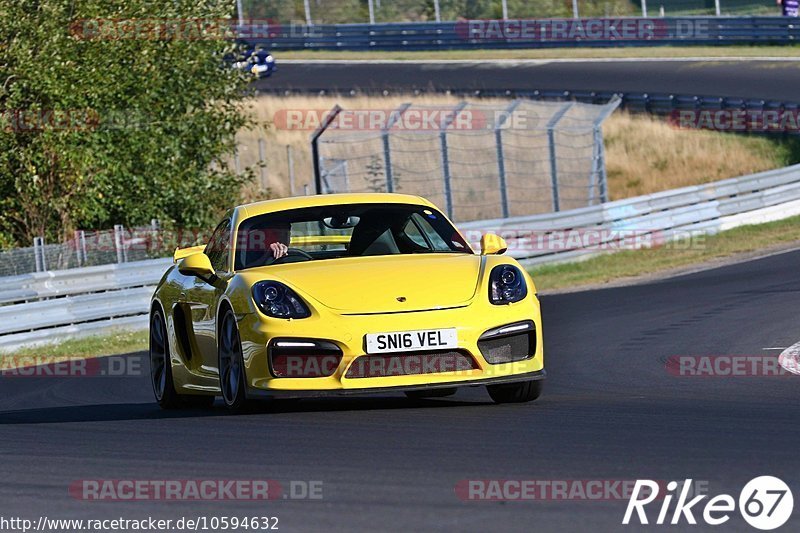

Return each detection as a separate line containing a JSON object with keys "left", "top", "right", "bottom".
{"left": 74, "top": 231, "right": 83, "bottom": 267}
{"left": 502, "top": 0, "right": 509, "bottom": 19}
{"left": 114, "top": 224, "right": 125, "bottom": 264}
{"left": 236, "top": 0, "right": 244, "bottom": 27}
{"left": 546, "top": 102, "right": 575, "bottom": 212}
{"left": 434, "top": 0, "right": 441, "bottom": 22}
{"left": 382, "top": 103, "right": 411, "bottom": 193}
{"left": 287, "top": 145, "right": 296, "bottom": 196}
{"left": 592, "top": 95, "right": 622, "bottom": 204}
{"left": 311, "top": 105, "right": 343, "bottom": 194}
{"left": 439, "top": 102, "right": 468, "bottom": 219}
{"left": 79, "top": 231, "right": 87, "bottom": 265}
{"left": 714, "top": 0, "right": 721, "bottom": 16}
{"left": 150, "top": 219, "right": 159, "bottom": 255}
{"left": 641, "top": 0, "right": 648, "bottom": 17}
{"left": 33, "top": 236, "right": 46, "bottom": 272}
{"left": 572, "top": 0, "right": 579, "bottom": 18}
{"left": 495, "top": 100, "right": 521, "bottom": 219}
{"left": 368, "top": 0, "right": 375, "bottom": 24}
{"left": 304, "top": 0, "right": 312, "bottom": 25}
{"left": 258, "top": 138, "right": 268, "bottom": 191}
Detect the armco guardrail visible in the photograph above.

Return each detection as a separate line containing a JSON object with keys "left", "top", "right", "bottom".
{"left": 2, "top": 162, "right": 800, "bottom": 351}
{"left": 257, "top": 17, "right": 800, "bottom": 51}
{"left": 460, "top": 162, "right": 800, "bottom": 265}
{"left": 0, "top": 258, "right": 170, "bottom": 352}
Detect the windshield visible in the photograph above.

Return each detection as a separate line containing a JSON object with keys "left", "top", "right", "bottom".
{"left": 234, "top": 203, "right": 472, "bottom": 270}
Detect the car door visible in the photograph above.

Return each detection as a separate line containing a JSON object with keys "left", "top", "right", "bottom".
{"left": 184, "top": 216, "right": 233, "bottom": 377}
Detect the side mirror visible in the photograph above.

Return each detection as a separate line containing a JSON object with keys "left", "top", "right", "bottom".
{"left": 178, "top": 252, "right": 215, "bottom": 278}
{"left": 480, "top": 234, "right": 508, "bottom": 255}
{"left": 173, "top": 245, "right": 205, "bottom": 264}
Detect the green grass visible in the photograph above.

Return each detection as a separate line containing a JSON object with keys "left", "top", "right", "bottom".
{"left": 529, "top": 215, "right": 800, "bottom": 291}
{"left": 3, "top": 329, "right": 148, "bottom": 362}
{"left": 279, "top": 46, "right": 800, "bottom": 61}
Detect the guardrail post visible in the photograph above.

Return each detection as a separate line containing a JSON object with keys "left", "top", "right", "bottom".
{"left": 33, "top": 236, "right": 46, "bottom": 272}
{"left": 114, "top": 224, "right": 125, "bottom": 264}
{"left": 382, "top": 103, "right": 411, "bottom": 193}
{"left": 440, "top": 102, "right": 468, "bottom": 219}
{"left": 311, "top": 105, "right": 343, "bottom": 195}
{"left": 495, "top": 99, "right": 521, "bottom": 219}
{"left": 546, "top": 102, "right": 574, "bottom": 212}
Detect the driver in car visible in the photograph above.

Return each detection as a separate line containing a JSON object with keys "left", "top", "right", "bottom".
{"left": 266, "top": 224, "right": 290, "bottom": 260}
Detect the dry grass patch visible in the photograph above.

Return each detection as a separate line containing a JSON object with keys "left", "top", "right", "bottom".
{"left": 603, "top": 112, "right": 796, "bottom": 200}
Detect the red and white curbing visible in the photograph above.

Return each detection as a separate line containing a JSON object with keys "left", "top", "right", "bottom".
{"left": 778, "top": 341, "right": 800, "bottom": 375}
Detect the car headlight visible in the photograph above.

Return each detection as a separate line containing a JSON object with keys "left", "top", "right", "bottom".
{"left": 489, "top": 265, "right": 527, "bottom": 305}
{"left": 253, "top": 281, "right": 311, "bottom": 319}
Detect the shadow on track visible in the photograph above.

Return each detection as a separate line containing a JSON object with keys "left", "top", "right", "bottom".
{"left": 0, "top": 396, "right": 491, "bottom": 425}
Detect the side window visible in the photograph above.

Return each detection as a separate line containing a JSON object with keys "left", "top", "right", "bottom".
{"left": 401, "top": 218, "right": 429, "bottom": 249}
{"left": 205, "top": 218, "right": 232, "bottom": 273}
{"left": 411, "top": 213, "right": 449, "bottom": 250}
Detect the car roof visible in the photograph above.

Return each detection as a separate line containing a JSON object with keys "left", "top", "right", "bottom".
{"left": 237, "top": 193, "right": 437, "bottom": 219}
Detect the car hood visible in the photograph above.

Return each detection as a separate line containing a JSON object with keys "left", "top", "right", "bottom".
{"left": 261, "top": 254, "right": 484, "bottom": 314}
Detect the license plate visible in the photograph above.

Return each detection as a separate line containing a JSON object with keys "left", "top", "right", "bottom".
{"left": 365, "top": 328, "right": 458, "bottom": 354}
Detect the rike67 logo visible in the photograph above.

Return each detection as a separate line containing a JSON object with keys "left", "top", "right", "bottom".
{"left": 623, "top": 476, "right": 793, "bottom": 530}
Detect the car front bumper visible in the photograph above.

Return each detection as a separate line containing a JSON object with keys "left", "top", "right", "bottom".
{"left": 237, "top": 295, "right": 544, "bottom": 397}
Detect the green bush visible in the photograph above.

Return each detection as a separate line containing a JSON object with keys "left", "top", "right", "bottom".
{"left": 0, "top": 0, "right": 255, "bottom": 248}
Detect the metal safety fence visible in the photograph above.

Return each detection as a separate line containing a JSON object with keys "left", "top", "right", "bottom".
{"left": 311, "top": 97, "right": 620, "bottom": 222}
{"left": 0, "top": 221, "right": 178, "bottom": 278}
{"left": 241, "top": 0, "right": 784, "bottom": 25}
{"left": 251, "top": 17, "right": 800, "bottom": 51}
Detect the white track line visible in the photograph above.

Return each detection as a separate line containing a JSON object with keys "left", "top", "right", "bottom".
{"left": 778, "top": 341, "right": 800, "bottom": 375}
{"left": 279, "top": 57, "right": 800, "bottom": 65}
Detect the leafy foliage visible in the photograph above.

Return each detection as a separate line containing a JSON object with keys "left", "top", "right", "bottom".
{"left": 0, "top": 0, "right": 254, "bottom": 247}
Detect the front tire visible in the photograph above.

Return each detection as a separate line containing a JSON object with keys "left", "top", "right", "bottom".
{"left": 219, "top": 309, "right": 249, "bottom": 411}
{"left": 487, "top": 380, "right": 543, "bottom": 404}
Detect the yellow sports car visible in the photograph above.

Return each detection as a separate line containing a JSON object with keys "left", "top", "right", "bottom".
{"left": 149, "top": 193, "right": 544, "bottom": 410}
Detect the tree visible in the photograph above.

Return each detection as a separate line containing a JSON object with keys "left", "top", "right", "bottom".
{"left": 0, "top": 0, "right": 255, "bottom": 247}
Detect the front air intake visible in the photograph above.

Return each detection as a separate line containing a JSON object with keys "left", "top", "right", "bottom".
{"left": 477, "top": 321, "right": 536, "bottom": 364}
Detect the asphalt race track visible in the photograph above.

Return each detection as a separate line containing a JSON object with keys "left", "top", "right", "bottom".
{"left": 1, "top": 249, "right": 798, "bottom": 532}
{"left": 257, "top": 60, "right": 800, "bottom": 101}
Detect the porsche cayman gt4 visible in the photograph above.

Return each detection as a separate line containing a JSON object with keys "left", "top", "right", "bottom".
{"left": 149, "top": 193, "right": 545, "bottom": 410}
